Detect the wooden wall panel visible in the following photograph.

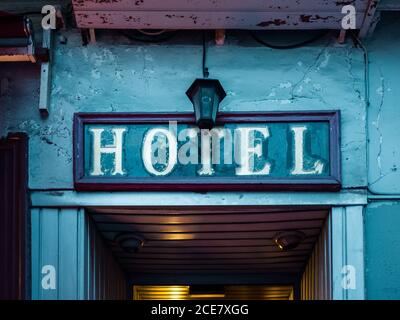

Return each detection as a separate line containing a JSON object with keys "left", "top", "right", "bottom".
{"left": 0, "top": 133, "right": 28, "bottom": 300}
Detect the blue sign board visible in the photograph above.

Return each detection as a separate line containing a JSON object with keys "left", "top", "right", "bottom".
{"left": 74, "top": 112, "right": 340, "bottom": 191}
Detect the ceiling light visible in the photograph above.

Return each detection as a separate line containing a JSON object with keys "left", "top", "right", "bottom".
{"left": 273, "top": 231, "right": 305, "bottom": 251}
{"left": 115, "top": 233, "right": 145, "bottom": 253}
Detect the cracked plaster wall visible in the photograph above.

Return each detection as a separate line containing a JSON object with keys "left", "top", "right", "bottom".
{"left": 366, "top": 13, "right": 400, "bottom": 194}
{"left": 0, "top": 30, "right": 366, "bottom": 190}
{"left": 364, "top": 12, "right": 400, "bottom": 300}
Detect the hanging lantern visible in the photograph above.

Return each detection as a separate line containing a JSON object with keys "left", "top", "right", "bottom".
{"left": 186, "top": 78, "right": 226, "bottom": 129}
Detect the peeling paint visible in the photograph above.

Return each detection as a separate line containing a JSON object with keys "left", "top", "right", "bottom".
{"left": 257, "top": 19, "right": 287, "bottom": 27}
{"left": 71, "top": 0, "right": 369, "bottom": 29}
{"left": 370, "top": 72, "right": 385, "bottom": 184}
{"left": 366, "top": 13, "right": 400, "bottom": 193}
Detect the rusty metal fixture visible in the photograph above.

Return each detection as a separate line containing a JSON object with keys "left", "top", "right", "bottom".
{"left": 273, "top": 231, "right": 306, "bottom": 251}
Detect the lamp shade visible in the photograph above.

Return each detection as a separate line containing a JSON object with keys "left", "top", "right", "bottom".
{"left": 186, "top": 78, "right": 226, "bottom": 129}
{"left": 114, "top": 233, "right": 145, "bottom": 253}
{"left": 273, "top": 231, "right": 306, "bottom": 251}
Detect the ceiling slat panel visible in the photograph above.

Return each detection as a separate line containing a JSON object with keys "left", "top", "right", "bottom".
{"left": 91, "top": 210, "right": 327, "bottom": 224}
{"left": 91, "top": 206, "right": 327, "bottom": 277}
{"left": 98, "top": 230, "right": 321, "bottom": 240}
{"left": 114, "top": 250, "right": 311, "bottom": 260}
{"left": 90, "top": 205, "right": 329, "bottom": 214}
{"left": 125, "top": 267, "right": 304, "bottom": 272}
{"left": 96, "top": 219, "right": 324, "bottom": 232}
{"left": 101, "top": 233, "right": 319, "bottom": 245}
{"left": 108, "top": 242, "right": 314, "bottom": 253}
{"left": 119, "top": 257, "right": 307, "bottom": 265}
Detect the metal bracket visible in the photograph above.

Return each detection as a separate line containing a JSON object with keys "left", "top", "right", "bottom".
{"left": 39, "top": 28, "right": 53, "bottom": 116}
{"left": 337, "top": 29, "right": 347, "bottom": 44}
{"left": 38, "top": 4, "right": 66, "bottom": 116}
{"left": 80, "top": 28, "right": 96, "bottom": 46}
{"left": 215, "top": 29, "right": 225, "bottom": 46}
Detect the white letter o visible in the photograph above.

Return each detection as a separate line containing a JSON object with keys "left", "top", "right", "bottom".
{"left": 142, "top": 128, "right": 177, "bottom": 176}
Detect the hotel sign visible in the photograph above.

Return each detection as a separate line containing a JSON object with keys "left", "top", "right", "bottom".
{"left": 74, "top": 112, "right": 340, "bottom": 191}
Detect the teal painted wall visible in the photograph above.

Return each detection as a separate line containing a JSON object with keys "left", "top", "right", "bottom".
{"left": 365, "top": 203, "right": 400, "bottom": 299}
{"left": 31, "top": 208, "right": 126, "bottom": 300}
{"left": 364, "top": 12, "right": 400, "bottom": 300}
{"left": 367, "top": 12, "right": 400, "bottom": 194}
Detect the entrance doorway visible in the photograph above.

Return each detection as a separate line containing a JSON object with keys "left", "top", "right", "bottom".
{"left": 30, "top": 191, "right": 366, "bottom": 300}
{"left": 87, "top": 205, "right": 332, "bottom": 300}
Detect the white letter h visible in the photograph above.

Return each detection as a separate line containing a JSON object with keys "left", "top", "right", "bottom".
{"left": 90, "top": 128, "right": 126, "bottom": 176}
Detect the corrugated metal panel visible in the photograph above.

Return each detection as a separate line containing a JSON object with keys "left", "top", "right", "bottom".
{"left": 331, "top": 206, "right": 365, "bottom": 300}
{"left": 300, "top": 216, "right": 332, "bottom": 300}
{"left": 294, "top": 206, "right": 365, "bottom": 300}
{"left": 31, "top": 208, "right": 127, "bottom": 300}
{"left": 87, "top": 215, "right": 127, "bottom": 299}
